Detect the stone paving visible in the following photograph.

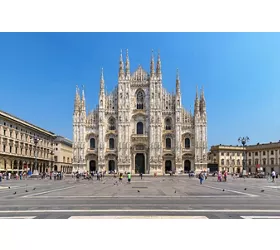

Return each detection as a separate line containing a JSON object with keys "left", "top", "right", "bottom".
{"left": 1, "top": 176, "right": 280, "bottom": 219}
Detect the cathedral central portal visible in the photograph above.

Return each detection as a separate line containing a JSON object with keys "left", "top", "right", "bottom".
{"left": 135, "top": 153, "right": 145, "bottom": 174}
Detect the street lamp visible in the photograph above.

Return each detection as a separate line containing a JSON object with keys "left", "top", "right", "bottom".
{"left": 32, "top": 135, "right": 41, "bottom": 176}
{"left": 238, "top": 136, "right": 249, "bottom": 175}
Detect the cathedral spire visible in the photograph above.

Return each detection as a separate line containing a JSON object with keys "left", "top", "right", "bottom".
{"left": 125, "top": 49, "right": 130, "bottom": 78}
{"left": 176, "top": 68, "right": 180, "bottom": 93}
{"left": 200, "top": 86, "right": 206, "bottom": 112}
{"left": 81, "top": 85, "right": 86, "bottom": 111}
{"left": 100, "top": 67, "right": 104, "bottom": 91}
{"left": 194, "top": 86, "right": 200, "bottom": 114}
{"left": 156, "top": 51, "right": 162, "bottom": 79}
{"left": 150, "top": 49, "right": 155, "bottom": 78}
{"left": 74, "top": 85, "right": 80, "bottom": 111}
{"left": 119, "top": 49, "right": 125, "bottom": 79}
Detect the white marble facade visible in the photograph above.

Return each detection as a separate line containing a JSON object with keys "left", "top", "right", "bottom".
{"left": 72, "top": 50, "right": 207, "bottom": 174}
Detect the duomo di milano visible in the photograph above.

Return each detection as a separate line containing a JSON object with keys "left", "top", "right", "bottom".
{"left": 73, "top": 50, "right": 207, "bottom": 174}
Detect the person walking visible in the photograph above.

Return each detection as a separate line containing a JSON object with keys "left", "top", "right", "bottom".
{"left": 224, "top": 171, "right": 228, "bottom": 182}
{"left": 0, "top": 172, "right": 2, "bottom": 182}
{"left": 140, "top": 173, "right": 143, "bottom": 180}
{"left": 127, "top": 172, "right": 131, "bottom": 184}
{"left": 217, "top": 172, "right": 221, "bottom": 182}
{"left": 119, "top": 173, "right": 123, "bottom": 183}
{"left": 199, "top": 172, "right": 204, "bottom": 185}
{"left": 272, "top": 170, "right": 276, "bottom": 182}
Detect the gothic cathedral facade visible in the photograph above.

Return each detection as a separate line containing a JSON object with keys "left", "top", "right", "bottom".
{"left": 72, "top": 50, "right": 207, "bottom": 174}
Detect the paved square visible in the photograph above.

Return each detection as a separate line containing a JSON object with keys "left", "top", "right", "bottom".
{"left": 1, "top": 175, "right": 280, "bottom": 219}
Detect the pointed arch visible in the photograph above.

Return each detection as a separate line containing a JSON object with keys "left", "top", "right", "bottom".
{"left": 165, "top": 117, "right": 172, "bottom": 130}
{"left": 137, "top": 122, "right": 144, "bottom": 134}
{"left": 136, "top": 89, "right": 145, "bottom": 109}
{"left": 108, "top": 117, "right": 116, "bottom": 130}
{"left": 185, "top": 138, "right": 190, "bottom": 148}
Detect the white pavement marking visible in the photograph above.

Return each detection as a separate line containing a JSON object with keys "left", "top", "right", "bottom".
{"left": 68, "top": 216, "right": 208, "bottom": 219}
{"left": 241, "top": 216, "right": 280, "bottom": 219}
{"left": 22, "top": 185, "right": 78, "bottom": 198}
{"left": 0, "top": 216, "right": 36, "bottom": 219}
{"left": 21, "top": 195, "right": 255, "bottom": 199}
{"left": 263, "top": 186, "right": 280, "bottom": 189}
{"left": 1, "top": 209, "right": 280, "bottom": 213}
{"left": 202, "top": 185, "right": 258, "bottom": 197}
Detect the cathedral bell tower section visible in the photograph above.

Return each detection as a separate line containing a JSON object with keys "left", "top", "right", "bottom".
{"left": 72, "top": 85, "right": 86, "bottom": 173}
{"left": 98, "top": 68, "right": 106, "bottom": 171}
{"left": 175, "top": 69, "right": 183, "bottom": 172}
{"left": 149, "top": 51, "right": 163, "bottom": 174}
{"left": 194, "top": 87, "right": 207, "bottom": 172}
{"left": 73, "top": 86, "right": 81, "bottom": 173}
{"left": 117, "top": 49, "right": 132, "bottom": 172}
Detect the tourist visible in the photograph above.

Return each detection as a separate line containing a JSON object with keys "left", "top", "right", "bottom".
{"left": 224, "top": 171, "right": 228, "bottom": 182}
{"left": 127, "top": 172, "right": 131, "bottom": 183}
{"left": 217, "top": 172, "right": 222, "bottom": 182}
{"left": 199, "top": 172, "right": 204, "bottom": 185}
{"left": 119, "top": 173, "right": 123, "bottom": 183}
{"left": 272, "top": 170, "right": 276, "bottom": 182}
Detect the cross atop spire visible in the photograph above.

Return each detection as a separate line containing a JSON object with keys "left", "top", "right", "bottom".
{"left": 125, "top": 49, "right": 130, "bottom": 78}
{"left": 119, "top": 49, "right": 125, "bottom": 79}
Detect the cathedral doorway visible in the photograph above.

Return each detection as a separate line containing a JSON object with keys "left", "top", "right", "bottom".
{"left": 89, "top": 160, "right": 96, "bottom": 172}
{"left": 184, "top": 160, "right": 191, "bottom": 173}
{"left": 165, "top": 160, "right": 172, "bottom": 173}
{"left": 108, "top": 160, "right": 115, "bottom": 172}
{"left": 135, "top": 153, "right": 145, "bottom": 174}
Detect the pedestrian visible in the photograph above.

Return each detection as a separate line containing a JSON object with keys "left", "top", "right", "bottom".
{"left": 0, "top": 172, "right": 2, "bottom": 182}
{"left": 272, "top": 170, "right": 276, "bottom": 182}
{"left": 140, "top": 173, "right": 143, "bottom": 180}
{"left": 199, "top": 172, "right": 204, "bottom": 185}
{"left": 128, "top": 172, "right": 131, "bottom": 183}
{"left": 8, "top": 172, "right": 11, "bottom": 180}
{"left": 224, "top": 171, "right": 228, "bottom": 182}
{"left": 119, "top": 173, "right": 123, "bottom": 183}
{"left": 217, "top": 172, "right": 222, "bottom": 182}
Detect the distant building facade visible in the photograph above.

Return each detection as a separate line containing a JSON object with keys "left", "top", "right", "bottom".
{"left": 208, "top": 141, "right": 280, "bottom": 174}
{"left": 0, "top": 110, "right": 55, "bottom": 173}
{"left": 53, "top": 136, "right": 73, "bottom": 173}
{"left": 72, "top": 50, "right": 208, "bottom": 174}
{"left": 208, "top": 145, "right": 244, "bottom": 173}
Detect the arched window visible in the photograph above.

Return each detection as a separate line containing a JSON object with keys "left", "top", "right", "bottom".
{"left": 108, "top": 117, "right": 116, "bottom": 130}
{"left": 185, "top": 138, "right": 190, "bottom": 148}
{"left": 165, "top": 118, "right": 171, "bottom": 130}
{"left": 109, "top": 138, "right": 115, "bottom": 149}
{"left": 90, "top": 138, "right": 95, "bottom": 149}
{"left": 166, "top": 138, "right": 171, "bottom": 149}
{"left": 136, "top": 90, "right": 144, "bottom": 109}
{"left": 137, "top": 122, "right": 144, "bottom": 134}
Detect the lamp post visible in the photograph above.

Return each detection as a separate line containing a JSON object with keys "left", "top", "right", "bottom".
{"left": 238, "top": 136, "right": 249, "bottom": 176}
{"left": 32, "top": 135, "right": 41, "bottom": 176}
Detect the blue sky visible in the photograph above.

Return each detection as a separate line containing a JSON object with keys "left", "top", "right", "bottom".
{"left": 0, "top": 33, "right": 279, "bottom": 148}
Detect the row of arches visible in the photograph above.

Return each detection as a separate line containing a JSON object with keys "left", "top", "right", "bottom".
{"left": 88, "top": 159, "right": 192, "bottom": 174}
{"left": 97, "top": 116, "right": 176, "bottom": 133}
{"left": 90, "top": 137, "right": 191, "bottom": 150}
{"left": 90, "top": 138, "right": 115, "bottom": 150}
{"left": 165, "top": 138, "right": 191, "bottom": 149}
